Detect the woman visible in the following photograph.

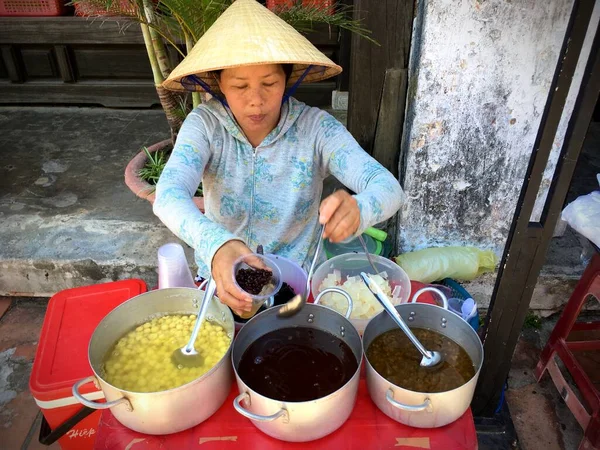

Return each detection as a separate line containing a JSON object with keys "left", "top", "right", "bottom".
{"left": 155, "top": 0, "right": 405, "bottom": 316}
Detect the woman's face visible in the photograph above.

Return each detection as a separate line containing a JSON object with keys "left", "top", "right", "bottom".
{"left": 218, "top": 64, "right": 287, "bottom": 146}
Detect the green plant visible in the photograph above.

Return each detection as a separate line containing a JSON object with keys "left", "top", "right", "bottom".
{"left": 523, "top": 311, "right": 542, "bottom": 330}
{"left": 138, "top": 146, "right": 204, "bottom": 197}
{"left": 71, "top": 0, "right": 375, "bottom": 143}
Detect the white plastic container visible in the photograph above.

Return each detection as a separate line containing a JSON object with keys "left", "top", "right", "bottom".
{"left": 311, "top": 253, "right": 411, "bottom": 334}
{"left": 265, "top": 253, "right": 308, "bottom": 297}
{"left": 157, "top": 243, "right": 196, "bottom": 289}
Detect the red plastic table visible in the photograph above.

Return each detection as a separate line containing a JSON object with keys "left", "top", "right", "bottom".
{"left": 94, "top": 373, "right": 477, "bottom": 450}
{"left": 94, "top": 280, "right": 476, "bottom": 449}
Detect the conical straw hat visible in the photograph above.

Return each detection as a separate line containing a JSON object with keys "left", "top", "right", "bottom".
{"left": 163, "top": 0, "right": 342, "bottom": 93}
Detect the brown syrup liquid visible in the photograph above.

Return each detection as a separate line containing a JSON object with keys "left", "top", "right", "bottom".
{"left": 237, "top": 327, "right": 358, "bottom": 402}
{"left": 366, "top": 328, "right": 476, "bottom": 393}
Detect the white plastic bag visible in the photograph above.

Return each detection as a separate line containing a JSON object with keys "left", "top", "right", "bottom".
{"left": 561, "top": 174, "right": 600, "bottom": 248}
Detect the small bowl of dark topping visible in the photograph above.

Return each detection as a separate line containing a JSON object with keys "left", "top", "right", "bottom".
{"left": 231, "top": 281, "right": 298, "bottom": 328}
{"left": 232, "top": 254, "right": 282, "bottom": 320}
{"left": 231, "top": 254, "right": 308, "bottom": 330}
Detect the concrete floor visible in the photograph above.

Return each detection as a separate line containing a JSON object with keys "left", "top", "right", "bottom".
{"left": 0, "top": 106, "right": 597, "bottom": 449}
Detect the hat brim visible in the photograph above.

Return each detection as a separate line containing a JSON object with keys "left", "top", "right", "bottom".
{"left": 164, "top": 62, "right": 342, "bottom": 93}
{"left": 162, "top": 0, "right": 343, "bottom": 94}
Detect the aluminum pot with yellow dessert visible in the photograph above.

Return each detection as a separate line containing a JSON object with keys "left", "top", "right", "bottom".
{"left": 72, "top": 287, "right": 234, "bottom": 435}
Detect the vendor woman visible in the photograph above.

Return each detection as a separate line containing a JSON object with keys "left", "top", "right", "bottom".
{"left": 155, "top": 0, "right": 405, "bottom": 316}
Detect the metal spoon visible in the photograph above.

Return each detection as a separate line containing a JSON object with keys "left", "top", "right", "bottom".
{"left": 357, "top": 234, "right": 378, "bottom": 273}
{"left": 277, "top": 224, "right": 325, "bottom": 318}
{"left": 359, "top": 272, "right": 443, "bottom": 368}
{"left": 171, "top": 277, "right": 217, "bottom": 368}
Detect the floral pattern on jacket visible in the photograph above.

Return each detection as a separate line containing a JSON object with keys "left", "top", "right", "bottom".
{"left": 154, "top": 97, "right": 405, "bottom": 278}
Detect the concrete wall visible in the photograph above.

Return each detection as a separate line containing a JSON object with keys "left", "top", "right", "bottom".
{"left": 398, "top": 0, "right": 574, "bottom": 255}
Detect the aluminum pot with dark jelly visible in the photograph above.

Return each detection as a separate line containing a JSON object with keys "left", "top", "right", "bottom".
{"left": 231, "top": 294, "right": 362, "bottom": 443}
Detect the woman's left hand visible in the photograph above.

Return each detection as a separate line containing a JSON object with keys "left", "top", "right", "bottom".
{"left": 319, "top": 190, "right": 360, "bottom": 243}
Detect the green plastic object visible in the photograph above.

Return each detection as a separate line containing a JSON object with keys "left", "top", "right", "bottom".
{"left": 364, "top": 227, "right": 387, "bottom": 242}
{"left": 323, "top": 234, "right": 383, "bottom": 259}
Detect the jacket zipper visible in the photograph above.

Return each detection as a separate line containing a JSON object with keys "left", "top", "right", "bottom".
{"left": 246, "top": 146, "right": 257, "bottom": 245}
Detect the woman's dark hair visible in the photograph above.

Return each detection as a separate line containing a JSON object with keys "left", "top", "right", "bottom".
{"left": 212, "top": 64, "right": 294, "bottom": 83}
{"left": 281, "top": 64, "right": 293, "bottom": 82}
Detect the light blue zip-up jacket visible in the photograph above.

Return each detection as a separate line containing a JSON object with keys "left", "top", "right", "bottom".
{"left": 154, "top": 97, "right": 405, "bottom": 278}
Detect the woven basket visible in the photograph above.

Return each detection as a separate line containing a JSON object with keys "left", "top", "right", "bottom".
{"left": 74, "top": 0, "right": 134, "bottom": 16}
{"left": 0, "top": 0, "right": 65, "bottom": 16}
{"left": 266, "top": 0, "right": 334, "bottom": 15}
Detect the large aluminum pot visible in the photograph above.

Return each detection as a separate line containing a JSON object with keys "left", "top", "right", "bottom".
{"left": 232, "top": 296, "right": 362, "bottom": 442}
{"left": 363, "top": 302, "right": 483, "bottom": 428}
{"left": 72, "top": 287, "right": 234, "bottom": 435}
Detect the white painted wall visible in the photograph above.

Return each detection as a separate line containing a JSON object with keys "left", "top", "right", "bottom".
{"left": 398, "top": 0, "right": 575, "bottom": 255}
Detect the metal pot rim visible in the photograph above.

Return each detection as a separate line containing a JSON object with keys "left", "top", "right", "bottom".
{"left": 235, "top": 360, "right": 363, "bottom": 405}
{"left": 238, "top": 302, "right": 351, "bottom": 327}
{"left": 363, "top": 302, "right": 484, "bottom": 395}
{"left": 231, "top": 303, "right": 362, "bottom": 358}
{"left": 88, "top": 287, "right": 235, "bottom": 395}
{"left": 232, "top": 303, "right": 364, "bottom": 404}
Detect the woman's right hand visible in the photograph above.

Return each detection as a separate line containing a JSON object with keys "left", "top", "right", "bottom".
{"left": 211, "top": 240, "right": 260, "bottom": 316}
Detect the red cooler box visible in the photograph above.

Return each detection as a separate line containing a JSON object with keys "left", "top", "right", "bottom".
{"left": 29, "top": 279, "right": 147, "bottom": 450}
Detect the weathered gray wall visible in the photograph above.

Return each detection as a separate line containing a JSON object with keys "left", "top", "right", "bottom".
{"left": 398, "top": 0, "right": 574, "bottom": 254}
{"left": 531, "top": 2, "right": 600, "bottom": 221}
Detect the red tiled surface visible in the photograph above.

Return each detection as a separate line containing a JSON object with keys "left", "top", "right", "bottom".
{"left": 506, "top": 385, "right": 564, "bottom": 450}
{"left": 0, "top": 297, "right": 12, "bottom": 320}
{"left": 509, "top": 334, "right": 584, "bottom": 450}
{"left": 0, "top": 300, "right": 45, "bottom": 353}
{"left": 0, "top": 391, "right": 44, "bottom": 450}
{"left": 0, "top": 300, "right": 48, "bottom": 449}
{"left": 26, "top": 413, "right": 60, "bottom": 450}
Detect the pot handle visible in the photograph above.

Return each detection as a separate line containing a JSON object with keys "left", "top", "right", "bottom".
{"left": 72, "top": 376, "right": 133, "bottom": 412}
{"left": 314, "top": 287, "right": 354, "bottom": 319}
{"left": 386, "top": 388, "right": 433, "bottom": 412}
{"left": 410, "top": 287, "right": 449, "bottom": 310}
{"left": 233, "top": 392, "right": 289, "bottom": 423}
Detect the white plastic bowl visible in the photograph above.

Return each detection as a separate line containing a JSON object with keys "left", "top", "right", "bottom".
{"left": 311, "top": 253, "right": 411, "bottom": 334}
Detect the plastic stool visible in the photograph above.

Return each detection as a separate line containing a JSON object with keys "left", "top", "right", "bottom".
{"left": 535, "top": 250, "right": 600, "bottom": 450}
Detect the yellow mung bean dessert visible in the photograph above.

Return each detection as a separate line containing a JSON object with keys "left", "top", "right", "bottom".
{"left": 102, "top": 314, "right": 231, "bottom": 392}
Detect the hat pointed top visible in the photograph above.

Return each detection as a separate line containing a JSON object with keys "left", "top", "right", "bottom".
{"left": 163, "top": 0, "right": 342, "bottom": 93}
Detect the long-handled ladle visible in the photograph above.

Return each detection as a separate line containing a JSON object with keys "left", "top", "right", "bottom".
{"left": 360, "top": 272, "right": 443, "bottom": 368}
{"left": 277, "top": 224, "right": 325, "bottom": 318}
{"left": 171, "top": 277, "right": 217, "bottom": 367}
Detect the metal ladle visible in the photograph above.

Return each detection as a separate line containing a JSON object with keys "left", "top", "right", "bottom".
{"left": 359, "top": 272, "right": 443, "bottom": 368}
{"left": 171, "top": 277, "right": 217, "bottom": 368}
{"left": 277, "top": 224, "right": 325, "bottom": 318}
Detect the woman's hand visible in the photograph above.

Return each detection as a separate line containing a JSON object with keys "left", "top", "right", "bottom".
{"left": 319, "top": 190, "right": 360, "bottom": 243}
{"left": 211, "top": 240, "right": 260, "bottom": 315}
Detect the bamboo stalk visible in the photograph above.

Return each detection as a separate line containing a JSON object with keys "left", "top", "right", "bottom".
{"left": 141, "top": 22, "right": 181, "bottom": 142}
{"left": 142, "top": 0, "right": 172, "bottom": 79}
{"left": 140, "top": 22, "right": 164, "bottom": 85}
{"left": 185, "top": 32, "right": 201, "bottom": 109}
